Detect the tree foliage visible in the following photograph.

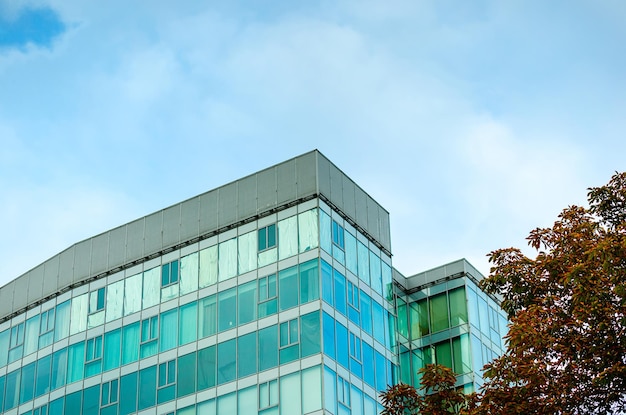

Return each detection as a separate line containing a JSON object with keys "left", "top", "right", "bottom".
{"left": 382, "top": 172, "right": 626, "bottom": 415}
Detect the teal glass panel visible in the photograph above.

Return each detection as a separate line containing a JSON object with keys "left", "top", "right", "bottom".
{"left": 321, "top": 260, "right": 333, "bottom": 305}
{"left": 138, "top": 365, "right": 156, "bottom": 410}
{"left": 279, "top": 320, "right": 299, "bottom": 364}
{"left": 67, "top": 342, "right": 84, "bottom": 383}
{"left": 382, "top": 261, "right": 393, "bottom": 301}
{"left": 399, "top": 347, "right": 411, "bottom": 384}
{"left": 217, "top": 339, "right": 236, "bottom": 384}
{"left": 238, "top": 385, "right": 257, "bottom": 415}
{"left": 322, "top": 312, "right": 335, "bottom": 360}
{"left": 319, "top": 210, "right": 332, "bottom": 254}
{"left": 160, "top": 309, "right": 178, "bottom": 351}
{"left": 411, "top": 349, "right": 424, "bottom": 387}
{"left": 449, "top": 287, "right": 468, "bottom": 326}
{"left": 453, "top": 334, "right": 472, "bottom": 375}
{"left": 258, "top": 274, "right": 277, "bottom": 318}
{"left": 299, "top": 259, "right": 319, "bottom": 304}
{"left": 197, "top": 399, "right": 216, "bottom": 414}
{"left": 238, "top": 332, "right": 257, "bottom": 378}
{"left": 218, "top": 288, "right": 237, "bottom": 332}
{"left": 435, "top": 340, "right": 453, "bottom": 369}
{"left": 178, "top": 352, "right": 196, "bottom": 397}
{"left": 199, "top": 294, "right": 217, "bottom": 338}
{"left": 120, "top": 372, "right": 138, "bottom": 415}
{"left": 323, "top": 366, "right": 336, "bottom": 414}
{"left": 302, "top": 365, "right": 323, "bottom": 412}
{"left": 35, "top": 354, "right": 51, "bottom": 397}
{"left": 471, "top": 334, "right": 483, "bottom": 374}
{"left": 51, "top": 348, "right": 67, "bottom": 390}
{"left": 362, "top": 342, "right": 375, "bottom": 387}
{"left": 104, "top": 329, "right": 121, "bottom": 371}
{"left": 345, "top": 231, "right": 358, "bottom": 275}
{"left": 122, "top": 322, "right": 139, "bottom": 364}
{"left": 278, "top": 216, "right": 298, "bottom": 260}
{"left": 177, "top": 405, "right": 196, "bottom": 415}
{"left": 54, "top": 300, "right": 70, "bottom": 342}
{"left": 375, "top": 350, "right": 386, "bottom": 392}
{"left": 258, "top": 325, "right": 278, "bottom": 371}
{"left": 351, "top": 385, "right": 363, "bottom": 415}
{"left": 349, "top": 332, "right": 363, "bottom": 378}
{"left": 333, "top": 269, "right": 347, "bottom": 315}
{"left": 49, "top": 397, "right": 63, "bottom": 415}
{"left": 430, "top": 293, "right": 449, "bottom": 333}
{"left": 83, "top": 384, "right": 99, "bottom": 414}
{"left": 397, "top": 298, "right": 408, "bottom": 339}
{"left": 24, "top": 315, "right": 39, "bottom": 357}
{"left": 20, "top": 362, "right": 35, "bottom": 404}
{"left": 301, "top": 310, "right": 321, "bottom": 357}
{"left": 298, "top": 209, "right": 319, "bottom": 253}
{"left": 238, "top": 281, "right": 257, "bottom": 325}
{"left": 101, "top": 405, "right": 118, "bottom": 415}
{"left": 64, "top": 390, "right": 81, "bottom": 415}
{"left": 0, "top": 376, "right": 4, "bottom": 414}
{"left": 179, "top": 301, "right": 198, "bottom": 345}
{"left": 372, "top": 300, "right": 385, "bottom": 344}
{"left": 0, "top": 329, "right": 8, "bottom": 367}
{"left": 278, "top": 265, "right": 298, "bottom": 311}
{"left": 336, "top": 322, "right": 349, "bottom": 369}
{"left": 360, "top": 291, "right": 372, "bottom": 335}
{"left": 357, "top": 241, "right": 370, "bottom": 285}
{"left": 197, "top": 345, "right": 216, "bottom": 390}
{"left": 280, "top": 371, "right": 301, "bottom": 414}
{"left": 347, "top": 282, "right": 360, "bottom": 325}
{"left": 4, "top": 370, "right": 19, "bottom": 410}
{"left": 478, "top": 296, "right": 489, "bottom": 332}
{"left": 157, "top": 383, "right": 175, "bottom": 404}
{"left": 369, "top": 252, "right": 382, "bottom": 295}
{"left": 218, "top": 392, "right": 236, "bottom": 413}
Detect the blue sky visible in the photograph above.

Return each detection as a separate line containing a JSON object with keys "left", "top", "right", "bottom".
{"left": 1, "top": 0, "right": 624, "bottom": 286}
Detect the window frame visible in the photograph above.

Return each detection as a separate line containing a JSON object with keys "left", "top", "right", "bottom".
{"left": 332, "top": 220, "right": 345, "bottom": 250}
{"left": 258, "top": 224, "right": 277, "bottom": 252}
{"left": 100, "top": 379, "right": 119, "bottom": 407}
{"left": 258, "top": 379, "right": 279, "bottom": 410}
{"left": 89, "top": 287, "right": 106, "bottom": 314}
{"left": 161, "top": 260, "right": 180, "bottom": 288}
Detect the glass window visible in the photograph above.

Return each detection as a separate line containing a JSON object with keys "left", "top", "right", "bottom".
{"left": 217, "top": 339, "right": 236, "bottom": 384}
{"left": 160, "top": 309, "right": 178, "bottom": 352}
{"left": 347, "top": 281, "right": 360, "bottom": 325}
{"left": 218, "top": 238, "right": 237, "bottom": 281}
{"left": 351, "top": 385, "right": 363, "bottom": 415}
{"left": 362, "top": 342, "right": 375, "bottom": 387}
{"left": 35, "top": 354, "right": 51, "bottom": 397}
{"left": 138, "top": 365, "right": 156, "bottom": 410}
{"left": 179, "top": 301, "right": 198, "bottom": 345}
{"left": 301, "top": 310, "right": 321, "bottom": 357}
{"left": 89, "top": 287, "right": 106, "bottom": 313}
{"left": 103, "top": 329, "right": 121, "bottom": 371}
{"left": 238, "top": 385, "right": 257, "bottom": 415}
{"left": 51, "top": 348, "right": 67, "bottom": 390}
{"left": 258, "top": 224, "right": 277, "bottom": 251}
{"left": 158, "top": 360, "right": 176, "bottom": 404}
{"left": 322, "top": 259, "right": 333, "bottom": 306}
{"left": 258, "top": 274, "right": 277, "bottom": 318}
{"left": 259, "top": 324, "right": 278, "bottom": 372}
{"left": 349, "top": 332, "right": 363, "bottom": 378}
{"left": 161, "top": 260, "right": 179, "bottom": 287}
{"left": 238, "top": 332, "right": 257, "bottom": 378}
{"left": 199, "top": 295, "right": 217, "bottom": 338}
{"left": 372, "top": 300, "right": 385, "bottom": 344}
{"left": 238, "top": 231, "right": 257, "bottom": 274}
{"left": 278, "top": 266, "right": 298, "bottom": 311}
{"left": 199, "top": 245, "right": 218, "bottom": 288}
{"left": 106, "top": 280, "right": 124, "bottom": 323}
{"left": 65, "top": 390, "right": 82, "bottom": 414}
{"left": 323, "top": 366, "right": 337, "bottom": 414}
{"left": 336, "top": 321, "right": 349, "bottom": 369}
{"left": 238, "top": 280, "right": 257, "bottom": 325}
{"left": 67, "top": 341, "right": 85, "bottom": 383}
{"left": 360, "top": 291, "right": 372, "bottom": 335}
{"left": 279, "top": 318, "right": 299, "bottom": 364}
{"left": 478, "top": 296, "right": 489, "bottom": 332}
{"left": 430, "top": 293, "right": 449, "bottom": 333}
{"left": 8, "top": 322, "right": 24, "bottom": 363}
{"left": 120, "top": 372, "right": 137, "bottom": 415}
{"left": 435, "top": 340, "right": 453, "bottom": 369}
{"left": 382, "top": 261, "right": 393, "bottom": 301}
{"left": 332, "top": 220, "right": 345, "bottom": 249}
{"left": 0, "top": 329, "right": 9, "bottom": 367}
{"left": 24, "top": 315, "right": 39, "bottom": 356}
{"left": 180, "top": 252, "right": 199, "bottom": 295}
{"left": 278, "top": 216, "right": 298, "bottom": 260}
{"left": 4, "top": 369, "right": 19, "bottom": 410}
{"left": 20, "top": 362, "right": 35, "bottom": 404}
{"left": 323, "top": 312, "right": 336, "bottom": 360}
{"left": 302, "top": 366, "right": 322, "bottom": 413}
{"left": 337, "top": 375, "right": 350, "bottom": 407}
{"left": 319, "top": 210, "right": 332, "bottom": 254}
{"left": 369, "top": 252, "right": 382, "bottom": 295}
{"left": 218, "top": 392, "right": 236, "bottom": 413}
{"left": 101, "top": 379, "right": 119, "bottom": 407}
{"left": 122, "top": 322, "right": 139, "bottom": 364}
{"left": 452, "top": 334, "right": 472, "bottom": 375}
{"left": 334, "top": 269, "right": 347, "bottom": 316}
{"left": 140, "top": 316, "right": 158, "bottom": 358}
{"left": 279, "top": 371, "right": 301, "bottom": 415}
{"left": 197, "top": 345, "right": 216, "bottom": 390}
{"left": 345, "top": 231, "right": 358, "bottom": 275}
{"left": 375, "top": 350, "right": 387, "bottom": 392}
{"left": 85, "top": 335, "right": 103, "bottom": 377}
{"left": 218, "top": 288, "right": 236, "bottom": 332}
{"left": 449, "top": 287, "right": 468, "bottom": 327}
{"left": 298, "top": 209, "right": 319, "bottom": 253}
{"left": 123, "top": 273, "right": 142, "bottom": 316}
{"left": 142, "top": 267, "right": 160, "bottom": 309}
{"left": 39, "top": 308, "right": 55, "bottom": 347}
{"left": 259, "top": 379, "right": 279, "bottom": 410}
{"left": 300, "top": 259, "right": 319, "bottom": 304}
{"left": 357, "top": 241, "right": 370, "bottom": 285}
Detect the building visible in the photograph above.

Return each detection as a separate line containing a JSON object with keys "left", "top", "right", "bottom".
{"left": 0, "top": 150, "right": 506, "bottom": 415}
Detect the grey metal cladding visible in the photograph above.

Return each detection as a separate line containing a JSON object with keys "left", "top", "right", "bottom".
{"left": 257, "top": 168, "right": 276, "bottom": 210}
{"left": 199, "top": 190, "right": 218, "bottom": 235}
{"left": 0, "top": 281, "right": 13, "bottom": 318}
{"left": 73, "top": 240, "right": 92, "bottom": 284}
{"left": 218, "top": 182, "right": 237, "bottom": 226}
{"left": 91, "top": 233, "right": 109, "bottom": 277}
{"left": 43, "top": 256, "right": 59, "bottom": 298}
{"left": 316, "top": 153, "right": 331, "bottom": 198}
{"left": 27, "top": 265, "right": 45, "bottom": 305}
{"left": 162, "top": 205, "right": 181, "bottom": 248}
{"left": 366, "top": 194, "right": 381, "bottom": 243}
{"left": 379, "top": 206, "right": 391, "bottom": 250}
{"left": 58, "top": 247, "right": 74, "bottom": 289}
{"left": 296, "top": 151, "right": 317, "bottom": 197}
{"left": 108, "top": 226, "right": 127, "bottom": 270}
{"left": 180, "top": 198, "right": 200, "bottom": 242}
{"left": 329, "top": 163, "right": 344, "bottom": 212}
{"left": 354, "top": 187, "right": 368, "bottom": 230}
{"left": 14, "top": 272, "right": 29, "bottom": 310}
{"left": 238, "top": 174, "right": 257, "bottom": 220}
{"left": 342, "top": 173, "right": 356, "bottom": 219}
{"left": 277, "top": 160, "right": 297, "bottom": 205}
{"left": 144, "top": 212, "right": 163, "bottom": 255}
{"left": 125, "top": 218, "right": 145, "bottom": 262}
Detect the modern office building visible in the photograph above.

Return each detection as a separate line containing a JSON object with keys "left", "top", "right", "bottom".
{"left": 0, "top": 150, "right": 506, "bottom": 415}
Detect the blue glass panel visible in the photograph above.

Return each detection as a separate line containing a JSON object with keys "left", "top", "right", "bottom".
{"left": 120, "top": 372, "right": 138, "bottom": 415}
{"left": 362, "top": 342, "right": 375, "bottom": 387}
{"left": 372, "top": 300, "right": 385, "bottom": 344}
{"left": 323, "top": 366, "right": 336, "bottom": 414}
{"left": 333, "top": 269, "right": 347, "bottom": 316}
{"left": 335, "top": 321, "right": 349, "bottom": 369}
{"left": 360, "top": 291, "right": 372, "bottom": 335}
{"left": 299, "top": 259, "right": 320, "bottom": 304}
{"left": 375, "top": 351, "right": 386, "bottom": 392}
{"left": 301, "top": 311, "right": 321, "bottom": 357}
{"left": 322, "top": 312, "right": 335, "bottom": 360}
{"left": 321, "top": 260, "right": 333, "bottom": 305}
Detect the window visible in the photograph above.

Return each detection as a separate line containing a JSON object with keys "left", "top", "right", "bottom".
{"left": 337, "top": 375, "right": 351, "bottom": 407}
{"left": 8, "top": 322, "right": 24, "bottom": 361}
{"left": 258, "top": 224, "right": 277, "bottom": 251}
{"left": 40, "top": 308, "right": 55, "bottom": 335}
{"left": 89, "top": 288, "right": 105, "bottom": 313}
{"left": 347, "top": 281, "right": 360, "bottom": 324}
{"left": 259, "top": 379, "right": 279, "bottom": 410}
{"left": 158, "top": 360, "right": 176, "bottom": 403}
{"left": 258, "top": 274, "right": 277, "bottom": 317}
{"left": 101, "top": 379, "right": 119, "bottom": 407}
{"left": 349, "top": 332, "right": 363, "bottom": 377}
{"left": 86, "top": 335, "right": 103, "bottom": 377}
{"left": 161, "top": 260, "right": 179, "bottom": 287}
{"left": 279, "top": 318, "right": 299, "bottom": 364}
{"left": 140, "top": 316, "right": 158, "bottom": 358}
{"left": 332, "top": 220, "right": 345, "bottom": 249}
{"left": 33, "top": 406, "right": 47, "bottom": 415}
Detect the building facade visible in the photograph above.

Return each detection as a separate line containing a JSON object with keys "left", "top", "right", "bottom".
{"left": 0, "top": 150, "right": 505, "bottom": 415}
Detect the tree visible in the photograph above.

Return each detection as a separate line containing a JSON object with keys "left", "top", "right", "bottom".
{"left": 479, "top": 171, "right": 626, "bottom": 414}
{"left": 380, "top": 364, "right": 471, "bottom": 415}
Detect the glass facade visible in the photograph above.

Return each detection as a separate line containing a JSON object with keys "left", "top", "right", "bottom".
{"left": 0, "top": 152, "right": 505, "bottom": 415}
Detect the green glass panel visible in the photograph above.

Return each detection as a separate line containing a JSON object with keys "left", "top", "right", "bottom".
{"left": 435, "top": 340, "right": 453, "bottom": 369}
{"left": 64, "top": 391, "right": 81, "bottom": 415}
{"left": 430, "top": 293, "right": 449, "bottom": 333}
{"left": 177, "top": 352, "right": 196, "bottom": 397}
{"left": 199, "top": 295, "right": 217, "bottom": 338}
{"left": 259, "top": 325, "right": 278, "bottom": 371}
{"left": 301, "top": 311, "right": 321, "bottom": 357}
{"left": 397, "top": 298, "right": 408, "bottom": 339}
{"left": 238, "top": 332, "right": 257, "bottom": 378}
{"left": 449, "top": 287, "right": 468, "bottom": 326}
{"left": 452, "top": 334, "right": 472, "bottom": 375}
{"left": 217, "top": 339, "right": 236, "bottom": 384}
{"left": 138, "top": 366, "right": 156, "bottom": 410}
{"left": 83, "top": 384, "right": 99, "bottom": 414}
{"left": 197, "top": 345, "right": 216, "bottom": 390}
{"left": 67, "top": 342, "right": 84, "bottom": 383}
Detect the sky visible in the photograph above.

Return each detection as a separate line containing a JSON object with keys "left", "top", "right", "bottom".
{"left": 0, "top": 0, "right": 624, "bottom": 287}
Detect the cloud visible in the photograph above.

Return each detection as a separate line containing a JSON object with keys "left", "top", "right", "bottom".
{"left": 0, "top": 5, "right": 66, "bottom": 51}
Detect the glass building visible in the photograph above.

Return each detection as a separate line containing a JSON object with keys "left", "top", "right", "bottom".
{"left": 0, "top": 150, "right": 505, "bottom": 415}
